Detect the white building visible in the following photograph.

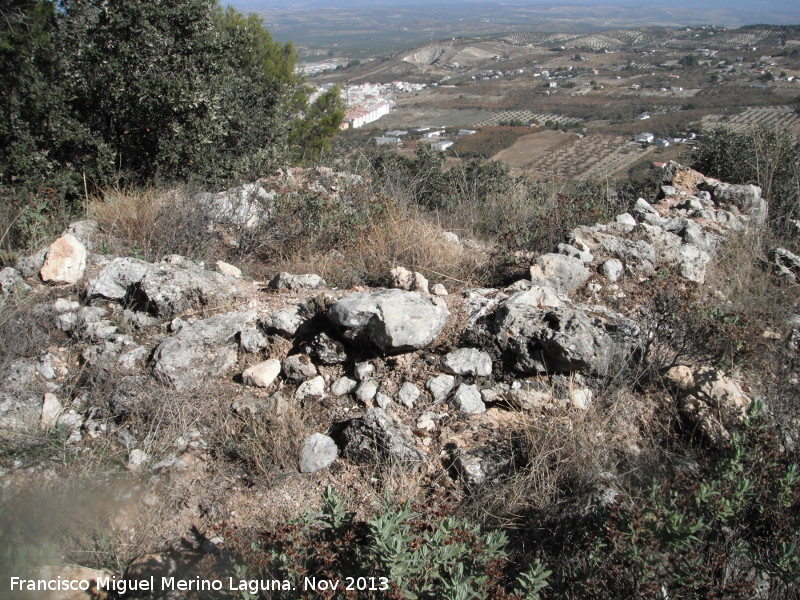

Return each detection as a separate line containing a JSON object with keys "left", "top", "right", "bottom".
{"left": 635, "top": 132, "right": 655, "bottom": 144}
{"left": 431, "top": 140, "right": 454, "bottom": 151}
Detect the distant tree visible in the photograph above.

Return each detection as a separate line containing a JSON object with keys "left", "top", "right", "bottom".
{"left": 680, "top": 54, "right": 700, "bottom": 67}
{"left": 290, "top": 86, "right": 346, "bottom": 162}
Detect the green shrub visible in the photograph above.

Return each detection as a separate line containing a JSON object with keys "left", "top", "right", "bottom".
{"left": 537, "top": 403, "right": 799, "bottom": 600}
{"left": 232, "top": 486, "right": 550, "bottom": 600}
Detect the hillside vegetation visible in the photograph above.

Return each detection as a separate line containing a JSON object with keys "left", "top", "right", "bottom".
{"left": 1, "top": 6, "right": 800, "bottom": 600}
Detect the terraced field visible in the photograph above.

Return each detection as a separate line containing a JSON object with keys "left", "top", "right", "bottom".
{"left": 702, "top": 105, "right": 800, "bottom": 134}
{"left": 474, "top": 110, "right": 581, "bottom": 127}
{"left": 495, "top": 132, "right": 653, "bottom": 180}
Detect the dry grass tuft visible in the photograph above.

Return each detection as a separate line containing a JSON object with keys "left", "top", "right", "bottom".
{"left": 267, "top": 215, "right": 488, "bottom": 290}
{"left": 90, "top": 188, "right": 211, "bottom": 261}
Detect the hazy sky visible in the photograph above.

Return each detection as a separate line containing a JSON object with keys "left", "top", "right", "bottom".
{"left": 227, "top": 0, "right": 798, "bottom": 10}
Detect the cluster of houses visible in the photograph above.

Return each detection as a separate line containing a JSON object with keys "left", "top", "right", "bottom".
{"left": 374, "top": 128, "right": 477, "bottom": 150}
{"left": 634, "top": 132, "right": 697, "bottom": 147}
{"left": 337, "top": 81, "right": 428, "bottom": 130}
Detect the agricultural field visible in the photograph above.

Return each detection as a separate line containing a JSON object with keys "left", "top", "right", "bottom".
{"left": 702, "top": 105, "right": 800, "bottom": 134}
{"left": 473, "top": 110, "right": 582, "bottom": 127}
{"left": 324, "top": 24, "right": 800, "bottom": 184}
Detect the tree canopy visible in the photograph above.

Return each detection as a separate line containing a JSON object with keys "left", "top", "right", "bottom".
{"left": 0, "top": 0, "right": 344, "bottom": 205}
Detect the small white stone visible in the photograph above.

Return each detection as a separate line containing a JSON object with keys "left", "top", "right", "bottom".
{"left": 242, "top": 359, "right": 282, "bottom": 388}
{"left": 40, "top": 393, "right": 63, "bottom": 430}
{"left": 215, "top": 260, "right": 242, "bottom": 278}
{"left": 296, "top": 376, "right": 326, "bottom": 399}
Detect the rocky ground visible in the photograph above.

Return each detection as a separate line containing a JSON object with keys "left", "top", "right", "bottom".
{"left": 1, "top": 162, "right": 799, "bottom": 599}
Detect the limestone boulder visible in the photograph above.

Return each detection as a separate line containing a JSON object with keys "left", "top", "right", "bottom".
{"left": 40, "top": 233, "right": 87, "bottom": 284}
{"left": 299, "top": 433, "right": 338, "bottom": 473}
{"left": 494, "top": 303, "right": 617, "bottom": 375}
{"left": 150, "top": 311, "right": 256, "bottom": 390}
{"left": 327, "top": 289, "right": 448, "bottom": 352}
{"left": 529, "top": 253, "right": 589, "bottom": 294}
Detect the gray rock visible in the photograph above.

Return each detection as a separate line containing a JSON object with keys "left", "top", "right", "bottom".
{"left": 86, "top": 257, "right": 150, "bottom": 301}
{"left": 494, "top": 304, "right": 616, "bottom": 375}
{"left": 431, "top": 283, "right": 448, "bottom": 296}
{"left": 771, "top": 247, "right": 800, "bottom": 284}
{"left": 295, "top": 375, "right": 326, "bottom": 400}
{"left": 15, "top": 247, "right": 48, "bottom": 278}
{"left": 450, "top": 442, "right": 519, "bottom": 489}
{"left": 299, "top": 433, "right": 338, "bottom": 473}
{"left": 55, "top": 313, "right": 78, "bottom": 333}
{"left": 442, "top": 348, "right": 492, "bottom": 377}
{"left": 151, "top": 310, "right": 256, "bottom": 390}
{"left": 0, "top": 267, "right": 31, "bottom": 296}
{"left": 390, "top": 266, "right": 429, "bottom": 294}
{"left": 529, "top": 253, "right": 590, "bottom": 294}
{"left": 62, "top": 220, "right": 101, "bottom": 251}
{"left": 426, "top": 374, "right": 455, "bottom": 402}
{"left": 341, "top": 408, "right": 424, "bottom": 468}
{"left": 0, "top": 391, "right": 42, "bottom": 431}
{"left": 355, "top": 379, "right": 379, "bottom": 403}
{"left": 138, "top": 257, "right": 243, "bottom": 319}
{"left": 397, "top": 382, "right": 420, "bottom": 408}
{"left": 238, "top": 325, "right": 268, "bottom": 353}
{"left": 633, "top": 198, "right": 659, "bottom": 215}
{"left": 702, "top": 181, "right": 767, "bottom": 226}
{"left": 328, "top": 289, "right": 449, "bottom": 352}
{"left": 600, "top": 259, "right": 624, "bottom": 282}
{"left": 662, "top": 244, "right": 711, "bottom": 283}
{"left": 557, "top": 242, "right": 593, "bottom": 263}
{"left": 282, "top": 354, "right": 318, "bottom": 381}
{"left": 53, "top": 298, "right": 80, "bottom": 313}
{"left": 354, "top": 360, "right": 375, "bottom": 381}
{"left": 116, "top": 346, "right": 148, "bottom": 370}
{"left": 306, "top": 332, "right": 348, "bottom": 364}
{"left": 331, "top": 376, "right": 358, "bottom": 397}
{"left": 267, "top": 272, "right": 326, "bottom": 292}
{"left": 261, "top": 305, "right": 305, "bottom": 338}
{"left": 450, "top": 384, "right": 486, "bottom": 414}
{"left": 202, "top": 182, "right": 272, "bottom": 228}
{"left": 87, "top": 256, "right": 242, "bottom": 319}
{"left": 375, "top": 393, "right": 392, "bottom": 409}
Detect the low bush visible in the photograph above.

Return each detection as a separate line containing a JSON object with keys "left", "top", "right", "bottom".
{"left": 535, "top": 404, "right": 800, "bottom": 600}
{"left": 231, "top": 486, "right": 551, "bottom": 600}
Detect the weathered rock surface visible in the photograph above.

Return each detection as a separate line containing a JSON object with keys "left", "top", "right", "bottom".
{"left": 529, "top": 253, "right": 590, "bottom": 294}
{"left": 770, "top": 247, "right": 800, "bottom": 284}
{"left": 450, "top": 384, "right": 486, "bottom": 414}
{"left": 0, "top": 267, "right": 30, "bottom": 295}
{"left": 299, "top": 433, "right": 338, "bottom": 473}
{"left": 282, "top": 354, "right": 318, "bottom": 380}
{"left": 390, "top": 266, "right": 429, "bottom": 294}
{"left": 442, "top": 348, "right": 492, "bottom": 377}
{"left": 700, "top": 180, "right": 767, "bottom": 226}
{"left": 151, "top": 311, "right": 256, "bottom": 390}
{"left": 242, "top": 359, "right": 282, "bottom": 388}
{"left": 341, "top": 408, "right": 424, "bottom": 467}
{"left": 328, "top": 289, "right": 448, "bottom": 351}
{"left": 40, "top": 233, "right": 87, "bottom": 284}
{"left": 495, "top": 303, "right": 616, "bottom": 375}
{"left": 268, "top": 272, "right": 326, "bottom": 292}
{"left": 87, "top": 256, "right": 242, "bottom": 318}
{"left": 667, "top": 365, "right": 752, "bottom": 447}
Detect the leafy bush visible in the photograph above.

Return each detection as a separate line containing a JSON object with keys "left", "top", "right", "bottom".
{"left": 0, "top": 0, "right": 344, "bottom": 252}
{"left": 691, "top": 126, "right": 800, "bottom": 234}
{"left": 232, "top": 486, "right": 550, "bottom": 600}
{"left": 539, "top": 404, "right": 800, "bottom": 600}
